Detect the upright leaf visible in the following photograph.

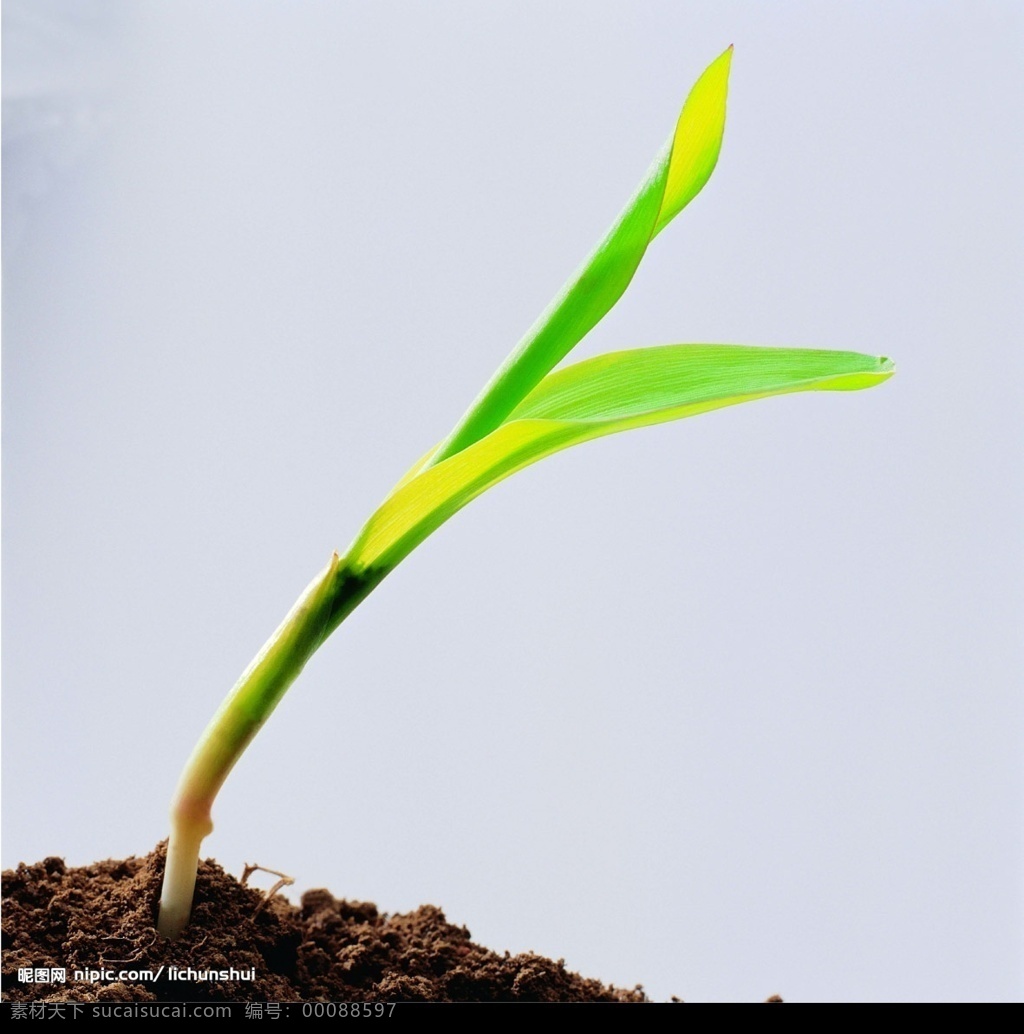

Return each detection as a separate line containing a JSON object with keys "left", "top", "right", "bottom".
{"left": 430, "top": 47, "right": 734, "bottom": 465}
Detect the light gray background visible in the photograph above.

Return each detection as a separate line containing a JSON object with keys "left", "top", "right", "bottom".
{"left": 4, "top": 0, "right": 1022, "bottom": 1004}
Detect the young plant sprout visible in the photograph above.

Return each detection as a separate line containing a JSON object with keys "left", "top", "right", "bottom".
{"left": 156, "top": 47, "right": 893, "bottom": 939}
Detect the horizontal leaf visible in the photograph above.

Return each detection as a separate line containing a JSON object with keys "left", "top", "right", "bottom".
{"left": 430, "top": 47, "right": 734, "bottom": 465}
{"left": 347, "top": 345, "right": 893, "bottom": 572}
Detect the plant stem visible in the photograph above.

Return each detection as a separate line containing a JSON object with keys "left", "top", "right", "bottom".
{"left": 157, "top": 553, "right": 382, "bottom": 938}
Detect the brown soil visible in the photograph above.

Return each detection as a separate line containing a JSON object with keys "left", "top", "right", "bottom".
{"left": 2, "top": 845, "right": 649, "bottom": 1002}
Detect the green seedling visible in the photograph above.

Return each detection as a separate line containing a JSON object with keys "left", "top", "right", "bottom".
{"left": 156, "top": 48, "right": 893, "bottom": 939}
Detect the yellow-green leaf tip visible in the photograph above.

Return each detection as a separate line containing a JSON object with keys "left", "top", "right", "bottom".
{"left": 655, "top": 44, "right": 734, "bottom": 235}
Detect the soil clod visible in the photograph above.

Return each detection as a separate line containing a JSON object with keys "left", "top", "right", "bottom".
{"left": 3, "top": 845, "right": 646, "bottom": 1002}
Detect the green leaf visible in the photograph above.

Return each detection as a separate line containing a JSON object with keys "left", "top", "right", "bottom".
{"left": 347, "top": 345, "right": 893, "bottom": 572}
{"left": 430, "top": 47, "right": 734, "bottom": 466}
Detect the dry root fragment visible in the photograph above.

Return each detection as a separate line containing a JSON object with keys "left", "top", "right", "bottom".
{"left": 240, "top": 862, "right": 295, "bottom": 917}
